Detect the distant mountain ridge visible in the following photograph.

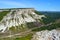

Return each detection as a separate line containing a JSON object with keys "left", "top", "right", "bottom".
{"left": 40, "top": 11, "right": 60, "bottom": 19}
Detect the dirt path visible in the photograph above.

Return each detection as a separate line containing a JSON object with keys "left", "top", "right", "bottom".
{"left": 0, "top": 23, "right": 53, "bottom": 38}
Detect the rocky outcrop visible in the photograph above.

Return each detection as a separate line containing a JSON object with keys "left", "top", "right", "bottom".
{"left": 32, "top": 29, "right": 60, "bottom": 40}
{"left": 0, "top": 8, "right": 45, "bottom": 32}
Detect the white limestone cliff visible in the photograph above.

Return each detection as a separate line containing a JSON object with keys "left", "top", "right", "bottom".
{"left": 0, "top": 9, "right": 45, "bottom": 32}
{"left": 32, "top": 29, "right": 60, "bottom": 40}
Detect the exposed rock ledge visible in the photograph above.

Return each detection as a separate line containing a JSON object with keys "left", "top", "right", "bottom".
{"left": 32, "top": 29, "right": 60, "bottom": 40}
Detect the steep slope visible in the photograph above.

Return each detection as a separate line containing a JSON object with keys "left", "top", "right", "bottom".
{"left": 0, "top": 8, "right": 45, "bottom": 32}
{"left": 32, "top": 29, "right": 60, "bottom": 40}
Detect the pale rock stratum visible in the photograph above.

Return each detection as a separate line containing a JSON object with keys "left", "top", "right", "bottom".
{"left": 32, "top": 29, "right": 60, "bottom": 40}
{"left": 0, "top": 8, "right": 45, "bottom": 32}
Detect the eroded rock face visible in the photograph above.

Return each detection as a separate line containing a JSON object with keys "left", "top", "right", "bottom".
{"left": 0, "top": 8, "right": 45, "bottom": 32}
{"left": 32, "top": 30, "right": 60, "bottom": 40}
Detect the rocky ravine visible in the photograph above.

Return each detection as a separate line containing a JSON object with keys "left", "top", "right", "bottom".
{"left": 0, "top": 8, "right": 45, "bottom": 32}
{"left": 32, "top": 29, "right": 60, "bottom": 40}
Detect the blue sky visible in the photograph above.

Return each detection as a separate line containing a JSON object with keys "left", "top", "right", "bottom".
{"left": 0, "top": 0, "right": 60, "bottom": 11}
